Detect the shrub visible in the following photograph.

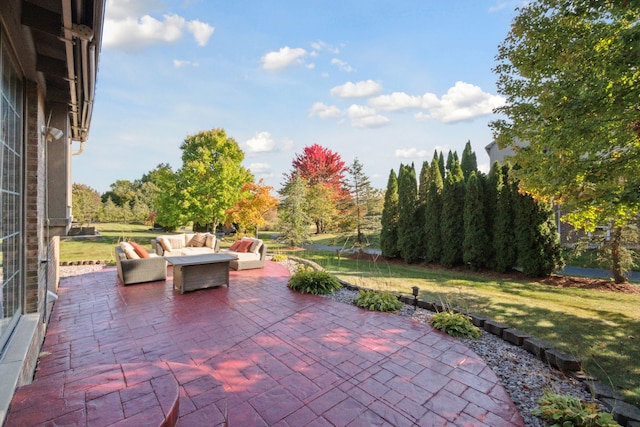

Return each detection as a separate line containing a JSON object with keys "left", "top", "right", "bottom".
{"left": 532, "top": 393, "right": 620, "bottom": 427}
{"left": 429, "top": 311, "right": 482, "bottom": 339}
{"left": 271, "top": 254, "right": 288, "bottom": 262}
{"left": 354, "top": 290, "right": 403, "bottom": 313}
{"left": 288, "top": 267, "right": 341, "bottom": 295}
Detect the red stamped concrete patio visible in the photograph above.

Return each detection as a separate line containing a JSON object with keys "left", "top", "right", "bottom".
{"left": 6, "top": 261, "right": 524, "bottom": 426}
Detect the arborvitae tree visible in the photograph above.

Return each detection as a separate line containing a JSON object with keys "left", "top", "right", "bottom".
{"left": 514, "top": 192, "right": 564, "bottom": 277}
{"left": 493, "top": 164, "right": 518, "bottom": 273}
{"left": 278, "top": 173, "right": 312, "bottom": 247}
{"left": 424, "top": 158, "right": 444, "bottom": 263}
{"left": 463, "top": 172, "right": 489, "bottom": 270}
{"left": 446, "top": 150, "right": 454, "bottom": 173}
{"left": 460, "top": 140, "right": 478, "bottom": 181}
{"left": 416, "top": 160, "right": 430, "bottom": 257}
{"left": 484, "top": 162, "right": 503, "bottom": 268}
{"left": 438, "top": 151, "right": 445, "bottom": 179}
{"left": 397, "top": 164, "right": 422, "bottom": 263}
{"left": 440, "top": 160, "right": 465, "bottom": 267}
{"left": 345, "top": 158, "right": 374, "bottom": 248}
{"left": 380, "top": 169, "right": 400, "bottom": 258}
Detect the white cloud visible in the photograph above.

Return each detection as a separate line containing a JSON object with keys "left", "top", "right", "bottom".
{"left": 369, "top": 92, "right": 423, "bottom": 112}
{"left": 331, "top": 58, "right": 354, "bottom": 73}
{"left": 309, "top": 102, "right": 342, "bottom": 119}
{"left": 330, "top": 80, "right": 382, "bottom": 99}
{"left": 173, "top": 59, "right": 199, "bottom": 68}
{"left": 244, "top": 131, "right": 276, "bottom": 153}
{"left": 186, "top": 20, "right": 215, "bottom": 46}
{"left": 103, "top": 1, "right": 214, "bottom": 51}
{"left": 395, "top": 148, "right": 430, "bottom": 159}
{"left": 416, "top": 81, "right": 506, "bottom": 123}
{"left": 249, "top": 163, "right": 272, "bottom": 174}
{"left": 262, "top": 47, "right": 307, "bottom": 71}
{"left": 346, "top": 105, "right": 390, "bottom": 128}
{"left": 311, "top": 40, "right": 340, "bottom": 54}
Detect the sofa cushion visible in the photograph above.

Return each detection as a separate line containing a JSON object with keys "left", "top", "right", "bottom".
{"left": 188, "top": 233, "right": 206, "bottom": 247}
{"left": 129, "top": 241, "right": 150, "bottom": 258}
{"left": 180, "top": 247, "right": 218, "bottom": 256}
{"left": 231, "top": 252, "right": 261, "bottom": 261}
{"left": 165, "top": 235, "right": 187, "bottom": 250}
{"left": 120, "top": 241, "right": 140, "bottom": 259}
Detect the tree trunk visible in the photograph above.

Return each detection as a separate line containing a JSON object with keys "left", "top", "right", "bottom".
{"left": 610, "top": 225, "right": 626, "bottom": 284}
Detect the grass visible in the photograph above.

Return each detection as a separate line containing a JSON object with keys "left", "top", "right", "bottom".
{"left": 61, "top": 224, "right": 640, "bottom": 405}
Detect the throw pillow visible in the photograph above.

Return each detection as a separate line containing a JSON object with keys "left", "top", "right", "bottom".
{"left": 188, "top": 233, "right": 206, "bottom": 247}
{"left": 157, "top": 237, "right": 172, "bottom": 252}
{"left": 205, "top": 233, "right": 216, "bottom": 249}
{"left": 166, "top": 236, "right": 186, "bottom": 250}
{"left": 120, "top": 241, "right": 140, "bottom": 259}
{"left": 229, "top": 240, "right": 244, "bottom": 251}
{"left": 129, "top": 241, "right": 150, "bottom": 258}
{"left": 235, "top": 240, "right": 253, "bottom": 253}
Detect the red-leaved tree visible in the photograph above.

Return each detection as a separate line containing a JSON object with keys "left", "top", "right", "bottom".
{"left": 287, "top": 144, "right": 350, "bottom": 234}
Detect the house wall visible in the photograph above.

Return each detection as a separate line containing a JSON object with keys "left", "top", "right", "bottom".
{"left": 0, "top": 1, "right": 65, "bottom": 423}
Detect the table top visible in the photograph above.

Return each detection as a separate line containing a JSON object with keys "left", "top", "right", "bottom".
{"left": 165, "top": 253, "right": 237, "bottom": 266}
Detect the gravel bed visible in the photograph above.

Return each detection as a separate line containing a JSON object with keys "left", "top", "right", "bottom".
{"left": 61, "top": 261, "right": 598, "bottom": 426}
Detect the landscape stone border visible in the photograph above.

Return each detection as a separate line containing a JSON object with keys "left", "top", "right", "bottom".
{"left": 285, "top": 254, "right": 640, "bottom": 427}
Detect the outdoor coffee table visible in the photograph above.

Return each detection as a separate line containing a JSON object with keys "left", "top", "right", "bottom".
{"left": 166, "top": 253, "right": 237, "bottom": 294}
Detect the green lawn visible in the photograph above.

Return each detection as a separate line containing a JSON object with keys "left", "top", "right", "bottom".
{"left": 61, "top": 224, "right": 640, "bottom": 405}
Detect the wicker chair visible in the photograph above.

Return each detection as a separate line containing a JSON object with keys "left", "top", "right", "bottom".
{"left": 114, "top": 246, "right": 167, "bottom": 285}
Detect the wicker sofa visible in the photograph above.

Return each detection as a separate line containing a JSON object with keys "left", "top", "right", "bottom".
{"left": 152, "top": 233, "right": 219, "bottom": 257}
{"left": 115, "top": 245, "right": 167, "bottom": 285}
{"left": 220, "top": 237, "right": 267, "bottom": 270}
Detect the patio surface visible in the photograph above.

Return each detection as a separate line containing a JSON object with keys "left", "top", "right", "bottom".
{"left": 6, "top": 261, "right": 524, "bottom": 426}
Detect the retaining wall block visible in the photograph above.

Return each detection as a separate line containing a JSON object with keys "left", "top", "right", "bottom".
{"left": 502, "top": 328, "right": 531, "bottom": 346}
{"left": 522, "top": 338, "right": 553, "bottom": 361}
{"left": 602, "top": 398, "right": 640, "bottom": 426}
{"left": 483, "top": 320, "right": 510, "bottom": 337}
{"left": 545, "top": 349, "right": 581, "bottom": 372}
{"left": 468, "top": 313, "right": 489, "bottom": 328}
{"left": 417, "top": 300, "right": 435, "bottom": 311}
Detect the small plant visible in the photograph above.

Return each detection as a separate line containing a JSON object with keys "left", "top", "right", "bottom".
{"left": 288, "top": 266, "right": 341, "bottom": 295}
{"left": 429, "top": 311, "right": 482, "bottom": 339}
{"left": 271, "top": 254, "right": 288, "bottom": 262}
{"left": 354, "top": 290, "right": 403, "bottom": 313}
{"left": 532, "top": 392, "right": 620, "bottom": 427}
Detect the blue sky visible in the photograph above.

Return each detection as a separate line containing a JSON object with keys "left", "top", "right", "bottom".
{"left": 75, "top": 0, "right": 524, "bottom": 194}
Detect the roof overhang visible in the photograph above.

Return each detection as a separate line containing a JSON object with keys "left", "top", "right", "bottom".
{"left": 21, "top": 0, "right": 105, "bottom": 142}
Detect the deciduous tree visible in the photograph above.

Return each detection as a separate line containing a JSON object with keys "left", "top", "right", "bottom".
{"left": 177, "top": 129, "right": 253, "bottom": 232}
{"left": 226, "top": 179, "right": 278, "bottom": 236}
{"left": 491, "top": 0, "right": 640, "bottom": 282}
{"left": 72, "top": 183, "right": 101, "bottom": 225}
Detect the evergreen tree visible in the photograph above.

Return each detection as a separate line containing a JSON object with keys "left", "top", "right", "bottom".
{"left": 514, "top": 192, "right": 565, "bottom": 277}
{"left": 440, "top": 160, "right": 465, "bottom": 267}
{"left": 493, "top": 164, "right": 518, "bottom": 273}
{"left": 460, "top": 140, "right": 478, "bottom": 181}
{"left": 380, "top": 169, "right": 400, "bottom": 258}
{"left": 278, "top": 173, "right": 312, "bottom": 247}
{"left": 424, "top": 158, "right": 444, "bottom": 263}
{"left": 345, "top": 158, "right": 375, "bottom": 248}
{"left": 446, "top": 150, "right": 454, "bottom": 173}
{"left": 416, "top": 160, "right": 430, "bottom": 257}
{"left": 397, "top": 164, "right": 421, "bottom": 263}
{"left": 438, "top": 151, "right": 445, "bottom": 179}
{"left": 484, "top": 162, "right": 503, "bottom": 269}
{"left": 463, "top": 172, "right": 489, "bottom": 270}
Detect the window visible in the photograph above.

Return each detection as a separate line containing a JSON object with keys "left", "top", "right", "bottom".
{"left": 0, "top": 28, "right": 24, "bottom": 353}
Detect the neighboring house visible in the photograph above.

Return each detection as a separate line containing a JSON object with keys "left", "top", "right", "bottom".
{"left": 0, "top": 1, "right": 105, "bottom": 423}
